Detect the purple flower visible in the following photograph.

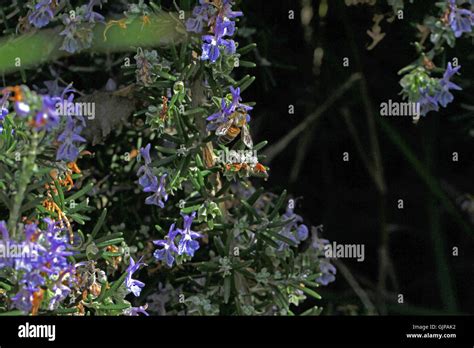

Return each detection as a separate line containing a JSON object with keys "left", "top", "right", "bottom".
{"left": 1, "top": 100, "right": 12, "bottom": 135}
{"left": 177, "top": 212, "right": 202, "bottom": 257}
{"left": 14, "top": 101, "right": 31, "bottom": 117}
{"left": 206, "top": 98, "right": 232, "bottom": 131}
{"left": 138, "top": 167, "right": 157, "bottom": 191}
{"left": 214, "top": 15, "right": 237, "bottom": 37}
{"left": 418, "top": 88, "right": 440, "bottom": 116}
{"left": 144, "top": 174, "right": 168, "bottom": 208}
{"left": 296, "top": 224, "right": 309, "bottom": 241}
{"left": 206, "top": 87, "right": 252, "bottom": 131}
{"left": 435, "top": 63, "right": 462, "bottom": 108}
{"left": 228, "top": 86, "right": 252, "bottom": 116}
{"left": 0, "top": 221, "right": 13, "bottom": 268}
{"left": 0, "top": 222, "right": 40, "bottom": 270}
{"left": 59, "top": 0, "right": 104, "bottom": 54}
{"left": 59, "top": 22, "right": 82, "bottom": 54}
{"left": 56, "top": 116, "right": 86, "bottom": 162}
{"left": 83, "top": 0, "right": 106, "bottom": 23}
{"left": 28, "top": 0, "right": 55, "bottom": 28}
{"left": 0, "top": 221, "right": 8, "bottom": 240}
{"left": 140, "top": 143, "right": 152, "bottom": 165}
{"left": 194, "top": 0, "right": 241, "bottom": 63}
{"left": 138, "top": 167, "right": 156, "bottom": 189}
{"left": 12, "top": 289, "right": 35, "bottom": 313}
{"left": 35, "top": 218, "right": 74, "bottom": 271}
{"left": 417, "top": 63, "right": 462, "bottom": 116}
{"left": 0, "top": 107, "right": 7, "bottom": 121}
{"left": 41, "top": 83, "right": 86, "bottom": 162}
{"left": 185, "top": 2, "right": 210, "bottom": 33}
{"left": 448, "top": 0, "right": 474, "bottom": 38}
{"left": 24, "top": 223, "right": 37, "bottom": 242}
{"left": 186, "top": 0, "right": 242, "bottom": 36}
{"left": 125, "top": 304, "right": 149, "bottom": 316}
{"left": 311, "top": 228, "right": 330, "bottom": 251}
{"left": 220, "top": 0, "right": 243, "bottom": 19}
{"left": 0, "top": 108, "right": 7, "bottom": 134}
{"left": 42, "top": 80, "right": 73, "bottom": 99}
{"left": 32, "top": 95, "right": 60, "bottom": 131}
{"left": 137, "top": 144, "right": 159, "bottom": 190}
{"left": 277, "top": 202, "right": 309, "bottom": 250}
{"left": 6, "top": 219, "right": 77, "bottom": 313}
{"left": 40, "top": 218, "right": 74, "bottom": 273}
{"left": 137, "top": 145, "right": 168, "bottom": 208}
{"left": 125, "top": 256, "right": 146, "bottom": 297}
{"left": 48, "top": 283, "right": 72, "bottom": 311}
{"left": 201, "top": 35, "right": 222, "bottom": 63}
{"left": 42, "top": 80, "right": 76, "bottom": 114}
{"left": 153, "top": 224, "right": 179, "bottom": 267}
{"left": 201, "top": 35, "right": 236, "bottom": 63}
{"left": 316, "top": 259, "right": 337, "bottom": 286}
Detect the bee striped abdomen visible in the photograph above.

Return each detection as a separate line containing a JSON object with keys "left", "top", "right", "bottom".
{"left": 217, "top": 126, "right": 241, "bottom": 145}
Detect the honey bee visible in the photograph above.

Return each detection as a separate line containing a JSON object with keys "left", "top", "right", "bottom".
{"left": 217, "top": 124, "right": 241, "bottom": 145}
{"left": 216, "top": 107, "right": 253, "bottom": 148}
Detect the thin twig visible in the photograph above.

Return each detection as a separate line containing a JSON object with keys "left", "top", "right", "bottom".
{"left": 333, "top": 259, "right": 377, "bottom": 315}
{"left": 263, "top": 73, "right": 362, "bottom": 163}
{"left": 340, "top": 107, "right": 384, "bottom": 193}
{"left": 338, "top": 0, "right": 390, "bottom": 313}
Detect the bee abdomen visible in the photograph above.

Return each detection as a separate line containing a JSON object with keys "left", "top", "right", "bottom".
{"left": 217, "top": 126, "right": 240, "bottom": 145}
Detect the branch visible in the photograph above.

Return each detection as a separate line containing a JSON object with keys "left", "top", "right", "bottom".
{"left": 0, "top": 13, "right": 186, "bottom": 74}
{"left": 333, "top": 259, "right": 378, "bottom": 315}
{"left": 263, "top": 73, "right": 361, "bottom": 163}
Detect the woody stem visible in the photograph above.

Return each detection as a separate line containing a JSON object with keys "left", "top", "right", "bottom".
{"left": 8, "top": 130, "right": 40, "bottom": 237}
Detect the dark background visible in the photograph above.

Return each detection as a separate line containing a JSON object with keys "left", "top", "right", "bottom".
{"left": 238, "top": 0, "right": 474, "bottom": 315}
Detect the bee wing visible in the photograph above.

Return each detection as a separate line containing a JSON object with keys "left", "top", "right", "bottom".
{"left": 216, "top": 122, "right": 232, "bottom": 136}
{"left": 242, "top": 124, "right": 253, "bottom": 149}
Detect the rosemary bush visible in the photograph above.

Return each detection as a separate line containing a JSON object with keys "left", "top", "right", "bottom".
{"left": 0, "top": 0, "right": 335, "bottom": 316}
{"left": 2, "top": 0, "right": 471, "bottom": 318}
